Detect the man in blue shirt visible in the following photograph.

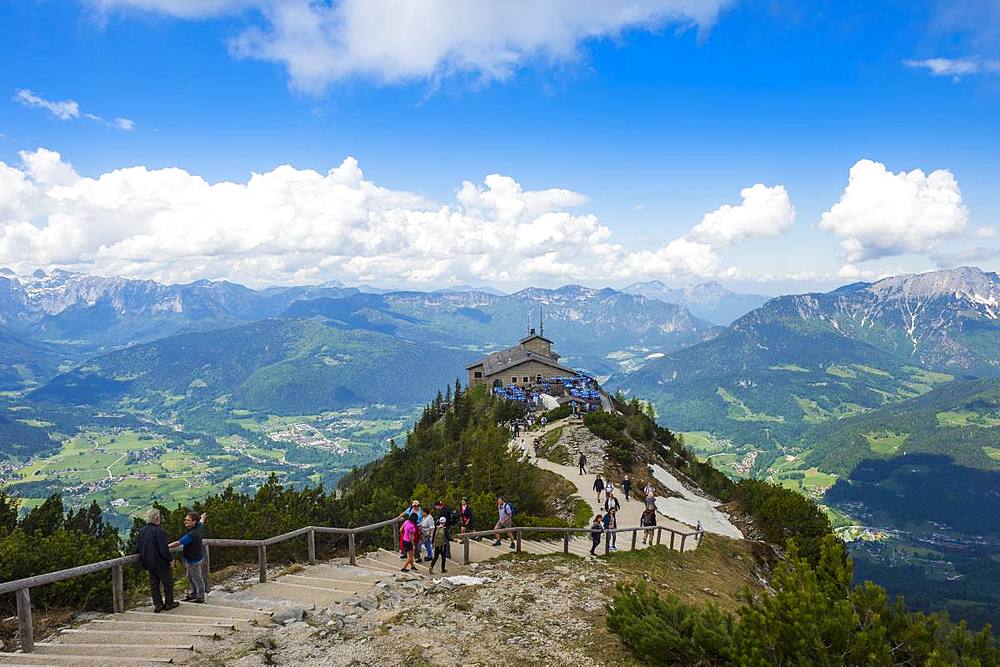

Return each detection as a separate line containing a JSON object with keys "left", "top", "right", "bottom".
{"left": 169, "top": 511, "right": 206, "bottom": 603}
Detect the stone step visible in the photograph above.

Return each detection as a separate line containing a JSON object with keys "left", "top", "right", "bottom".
{"left": 0, "top": 659, "right": 58, "bottom": 667}
{"left": 296, "top": 565, "right": 385, "bottom": 584}
{"left": 86, "top": 619, "right": 236, "bottom": 632}
{"left": 188, "top": 601, "right": 273, "bottom": 617}
{"left": 251, "top": 581, "right": 358, "bottom": 606}
{"left": 123, "top": 611, "right": 254, "bottom": 625}
{"left": 0, "top": 652, "right": 171, "bottom": 666}
{"left": 281, "top": 574, "right": 376, "bottom": 592}
{"left": 59, "top": 628, "right": 220, "bottom": 642}
{"left": 32, "top": 643, "right": 193, "bottom": 659}
{"left": 150, "top": 603, "right": 266, "bottom": 621}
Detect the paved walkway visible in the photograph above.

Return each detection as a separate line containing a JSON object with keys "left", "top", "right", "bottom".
{"left": 512, "top": 419, "right": 697, "bottom": 541}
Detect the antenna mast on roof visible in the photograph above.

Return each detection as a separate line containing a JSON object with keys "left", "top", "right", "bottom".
{"left": 539, "top": 306, "right": 544, "bottom": 336}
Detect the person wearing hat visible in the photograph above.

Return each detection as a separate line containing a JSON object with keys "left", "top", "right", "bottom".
{"left": 397, "top": 500, "right": 424, "bottom": 559}
{"left": 434, "top": 499, "right": 455, "bottom": 558}
{"left": 430, "top": 516, "right": 449, "bottom": 573}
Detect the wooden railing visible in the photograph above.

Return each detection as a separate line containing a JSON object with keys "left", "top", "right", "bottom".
{"left": 0, "top": 517, "right": 701, "bottom": 653}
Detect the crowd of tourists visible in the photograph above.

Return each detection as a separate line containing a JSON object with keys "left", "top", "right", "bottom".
{"left": 396, "top": 496, "right": 514, "bottom": 572}
{"left": 585, "top": 472, "right": 660, "bottom": 552}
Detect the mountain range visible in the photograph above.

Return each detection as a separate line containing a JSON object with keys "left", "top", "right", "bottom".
{"left": 622, "top": 280, "right": 770, "bottom": 325}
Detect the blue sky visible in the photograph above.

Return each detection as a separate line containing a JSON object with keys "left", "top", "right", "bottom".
{"left": 0, "top": 0, "right": 998, "bottom": 294}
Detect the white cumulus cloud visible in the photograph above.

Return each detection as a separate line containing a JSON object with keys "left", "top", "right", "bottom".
{"left": 687, "top": 183, "right": 794, "bottom": 246}
{"left": 904, "top": 57, "right": 1000, "bottom": 78}
{"left": 0, "top": 148, "right": 766, "bottom": 287}
{"left": 91, "top": 0, "right": 730, "bottom": 93}
{"left": 819, "top": 159, "right": 969, "bottom": 263}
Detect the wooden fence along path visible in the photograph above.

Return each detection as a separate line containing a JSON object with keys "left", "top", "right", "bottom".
{"left": 1, "top": 515, "right": 702, "bottom": 662}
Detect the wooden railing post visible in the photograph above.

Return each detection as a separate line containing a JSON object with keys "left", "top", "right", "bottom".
{"left": 16, "top": 587, "right": 33, "bottom": 652}
{"left": 111, "top": 564, "right": 124, "bottom": 613}
{"left": 680, "top": 534, "right": 688, "bottom": 553}
{"left": 391, "top": 520, "right": 399, "bottom": 553}
{"left": 463, "top": 537, "right": 470, "bottom": 566}
{"left": 516, "top": 530, "right": 522, "bottom": 553}
{"left": 203, "top": 544, "right": 212, "bottom": 593}
{"left": 563, "top": 532, "right": 569, "bottom": 554}
{"left": 308, "top": 530, "right": 316, "bottom": 565}
{"left": 604, "top": 530, "right": 610, "bottom": 555}
{"left": 348, "top": 531, "right": 357, "bottom": 566}
{"left": 669, "top": 530, "right": 675, "bottom": 550}
{"left": 631, "top": 529, "right": 637, "bottom": 551}
{"left": 257, "top": 545, "right": 267, "bottom": 583}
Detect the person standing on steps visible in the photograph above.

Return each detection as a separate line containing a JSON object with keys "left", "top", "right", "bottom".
{"left": 493, "top": 495, "right": 515, "bottom": 549}
{"left": 434, "top": 499, "right": 456, "bottom": 558}
{"left": 397, "top": 500, "right": 424, "bottom": 559}
{"left": 401, "top": 514, "right": 419, "bottom": 572}
{"left": 622, "top": 475, "right": 632, "bottom": 502}
{"left": 578, "top": 452, "right": 587, "bottom": 475}
{"left": 430, "top": 516, "right": 449, "bottom": 573}
{"left": 459, "top": 497, "right": 474, "bottom": 536}
{"left": 420, "top": 510, "right": 435, "bottom": 563}
{"left": 589, "top": 513, "right": 604, "bottom": 555}
{"left": 603, "top": 507, "right": 619, "bottom": 551}
{"left": 641, "top": 506, "right": 657, "bottom": 545}
{"left": 168, "top": 511, "right": 207, "bottom": 603}
{"left": 594, "top": 473, "right": 605, "bottom": 504}
{"left": 135, "top": 508, "right": 178, "bottom": 612}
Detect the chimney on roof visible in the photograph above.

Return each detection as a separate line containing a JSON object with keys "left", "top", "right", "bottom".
{"left": 529, "top": 327, "right": 536, "bottom": 335}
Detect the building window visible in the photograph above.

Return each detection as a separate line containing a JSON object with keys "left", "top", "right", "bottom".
{"left": 536, "top": 374, "right": 542, "bottom": 382}
{"left": 512, "top": 376, "right": 518, "bottom": 384}
{"left": 523, "top": 376, "right": 529, "bottom": 383}
{"left": 474, "top": 371, "right": 482, "bottom": 379}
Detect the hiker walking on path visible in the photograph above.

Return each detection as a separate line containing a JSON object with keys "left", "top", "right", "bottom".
{"left": 420, "top": 510, "right": 435, "bottom": 563}
{"left": 605, "top": 480, "right": 616, "bottom": 498}
{"left": 622, "top": 475, "right": 632, "bottom": 502}
{"left": 578, "top": 452, "right": 587, "bottom": 475}
{"left": 168, "top": 511, "right": 207, "bottom": 604}
{"left": 401, "top": 514, "right": 419, "bottom": 572}
{"left": 397, "top": 500, "right": 424, "bottom": 559}
{"left": 589, "top": 514, "right": 604, "bottom": 555}
{"left": 643, "top": 481, "right": 656, "bottom": 499}
{"left": 604, "top": 490, "right": 621, "bottom": 515}
{"left": 603, "top": 507, "right": 619, "bottom": 551}
{"left": 641, "top": 506, "right": 657, "bottom": 545}
{"left": 135, "top": 508, "right": 178, "bottom": 612}
{"left": 434, "top": 500, "right": 455, "bottom": 558}
{"left": 594, "top": 474, "right": 605, "bottom": 503}
{"left": 493, "top": 495, "right": 515, "bottom": 549}
{"left": 459, "top": 497, "right": 474, "bottom": 535}
{"left": 430, "top": 516, "right": 448, "bottom": 573}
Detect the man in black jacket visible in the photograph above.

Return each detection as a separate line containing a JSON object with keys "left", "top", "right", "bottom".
{"left": 136, "top": 509, "right": 177, "bottom": 612}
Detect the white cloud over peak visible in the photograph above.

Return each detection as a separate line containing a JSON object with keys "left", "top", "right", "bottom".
{"left": 13, "top": 89, "right": 135, "bottom": 130}
{"left": 904, "top": 57, "right": 1000, "bottom": 78}
{"left": 92, "top": 0, "right": 730, "bottom": 93}
{"left": 0, "top": 149, "right": 782, "bottom": 288}
{"left": 14, "top": 89, "right": 80, "bottom": 120}
{"left": 819, "top": 159, "right": 969, "bottom": 263}
{"left": 687, "top": 183, "right": 794, "bottom": 246}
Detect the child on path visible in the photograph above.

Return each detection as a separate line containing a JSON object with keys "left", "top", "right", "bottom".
{"left": 590, "top": 514, "right": 604, "bottom": 555}
{"left": 430, "top": 516, "right": 448, "bottom": 573}
{"left": 401, "top": 514, "right": 419, "bottom": 572}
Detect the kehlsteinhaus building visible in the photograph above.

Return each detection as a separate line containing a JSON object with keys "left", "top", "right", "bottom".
{"left": 466, "top": 329, "right": 576, "bottom": 389}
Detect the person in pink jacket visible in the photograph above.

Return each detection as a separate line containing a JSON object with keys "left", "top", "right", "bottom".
{"left": 401, "top": 514, "right": 419, "bottom": 572}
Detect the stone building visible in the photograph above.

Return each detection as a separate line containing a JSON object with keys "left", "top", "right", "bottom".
{"left": 466, "top": 329, "right": 576, "bottom": 388}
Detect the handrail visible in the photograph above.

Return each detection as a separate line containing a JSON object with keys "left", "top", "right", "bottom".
{"left": 1, "top": 513, "right": 701, "bottom": 653}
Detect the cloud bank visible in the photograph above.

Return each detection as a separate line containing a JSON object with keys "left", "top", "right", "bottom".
{"left": 91, "top": 0, "right": 730, "bottom": 93}
{"left": 819, "top": 159, "right": 968, "bottom": 263}
{"left": 0, "top": 148, "right": 783, "bottom": 287}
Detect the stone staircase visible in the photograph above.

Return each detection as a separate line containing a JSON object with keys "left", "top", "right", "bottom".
{"left": 0, "top": 534, "right": 658, "bottom": 666}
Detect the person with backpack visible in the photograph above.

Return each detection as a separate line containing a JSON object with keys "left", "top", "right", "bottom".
{"left": 135, "top": 508, "right": 178, "bottom": 612}
{"left": 622, "top": 475, "right": 632, "bottom": 502}
{"left": 589, "top": 514, "right": 604, "bottom": 555}
{"left": 603, "top": 507, "right": 619, "bottom": 551}
{"left": 492, "top": 495, "right": 515, "bottom": 549}
{"left": 430, "top": 516, "right": 449, "bottom": 573}
{"left": 578, "top": 452, "right": 587, "bottom": 475}
{"left": 641, "top": 506, "right": 657, "bottom": 545}
{"left": 167, "top": 510, "right": 207, "bottom": 604}
{"left": 459, "top": 497, "right": 474, "bottom": 535}
{"left": 604, "top": 490, "right": 621, "bottom": 514}
{"left": 420, "top": 510, "right": 435, "bottom": 563}
{"left": 434, "top": 499, "right": 455, "bottom": 558}
{"left": 593, "top": 474, "right": 605, "bottom": 503}
{"left": 401, "top": 514, "right": 419, "bottom": 572}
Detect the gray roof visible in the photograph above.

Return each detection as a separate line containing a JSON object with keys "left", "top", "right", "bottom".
{"left": 467, "top": 344, "right": 575, "bottom": 376}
